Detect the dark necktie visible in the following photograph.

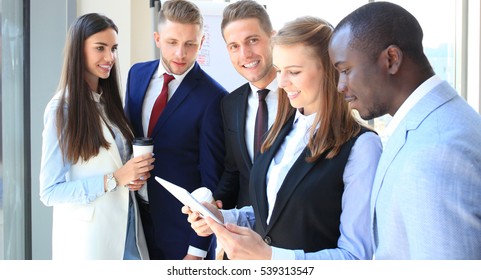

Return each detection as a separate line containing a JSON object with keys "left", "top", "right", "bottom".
{"left": 254, "top": 89, "right": 269, "bottom": 159}
{"left": 148, "top": 73, "right": 175, "bottom": 137}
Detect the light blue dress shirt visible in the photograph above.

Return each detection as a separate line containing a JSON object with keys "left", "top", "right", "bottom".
{"left": 221, "top": 110, "right": 382, "bottom": 260}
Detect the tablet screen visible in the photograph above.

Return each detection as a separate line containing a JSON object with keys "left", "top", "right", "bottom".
{"left": 155, "top": 176, "right": 223, "bottom": 224}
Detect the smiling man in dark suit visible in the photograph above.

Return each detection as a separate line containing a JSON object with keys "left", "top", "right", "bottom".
{"left": 214, "top": 0, "right": 278, "bottom": 210}
{"left": 124, "top": 0, "right": 227, "bottom": 260}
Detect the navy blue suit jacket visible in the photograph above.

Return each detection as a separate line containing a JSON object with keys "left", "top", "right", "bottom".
{"left": 125, "top": 60, "right": 227, "bottom": 259}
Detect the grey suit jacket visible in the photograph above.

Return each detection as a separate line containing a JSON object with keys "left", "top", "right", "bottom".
{"left": 371, "top": 81, "right": 481, "bottom": 259}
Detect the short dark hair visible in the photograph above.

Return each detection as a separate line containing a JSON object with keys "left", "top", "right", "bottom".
{"left": 221, "top": 0, "right": 273, "bottom": 39}
{"left": 335, "top": 2, "right": 428, "bottom": 63}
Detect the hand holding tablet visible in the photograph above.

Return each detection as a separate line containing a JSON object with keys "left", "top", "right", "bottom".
{"left": 155, "top": 176, "right": 223, "bottom": 224}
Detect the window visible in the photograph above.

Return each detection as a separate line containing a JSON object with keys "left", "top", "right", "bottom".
{"left": 1, "top": 0, "right": 28, "bottom": 260}
{"left": 263, "top": 0, "right": 460, "bottom": 133}
{"left": 262, "top": 0, "right": 368, "bottom": 29}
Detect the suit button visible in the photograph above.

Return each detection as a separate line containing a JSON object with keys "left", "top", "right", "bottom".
{"left": 264, "top": 235, "right": 272, "bottom": 245}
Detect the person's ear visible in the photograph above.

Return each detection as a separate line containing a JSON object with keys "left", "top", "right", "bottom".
{"left": 199, "top": 35, "right": 205, "bottom": 50}
{"left": 153, "top": 32, "right": 161, "bottom": 48}
{"left": 385, "top": 44, "right": 403, "bottom": 75}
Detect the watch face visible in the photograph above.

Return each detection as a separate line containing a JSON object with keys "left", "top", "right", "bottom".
{"left": 107, "top": 174, "right": 117, "bottom": 192}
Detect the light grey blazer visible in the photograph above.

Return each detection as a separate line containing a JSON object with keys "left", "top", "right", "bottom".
{"left": 371, "top": 81, "right": 481, "bottom": 259}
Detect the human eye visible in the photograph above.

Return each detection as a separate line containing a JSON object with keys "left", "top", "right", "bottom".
{"left": 186, "top": 42, "right": 197, "bottom": 48}
{"left": 289, "top": 71, "right": 300, "bottom": 76}
{"left": 336, "top": 65, "right": 349, "bottom": 75}
{"left": 228, "top": 44, "right": 238, "bottom": 51}
{"left": 96, "top": 46, "right": 105, "bottom": 51}
{"left": 248, "top": 38, "right": 259, "bottom": 45}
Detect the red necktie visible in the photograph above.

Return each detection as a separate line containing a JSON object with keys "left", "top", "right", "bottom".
{"left": 254, "top": 89, "right": 269, "bottom": 160}
{"left": 148, "top": 73, "right": 174, "bottom": 137}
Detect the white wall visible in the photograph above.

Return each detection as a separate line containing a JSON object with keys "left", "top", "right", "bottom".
{"left": 78, "top": 0, "right": 245, "bottom": 93}
{"left": 77, "top": 0, "right": 155, "bottom": 93}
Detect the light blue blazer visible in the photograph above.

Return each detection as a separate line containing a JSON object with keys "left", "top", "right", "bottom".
{"left": 371, "top": 81, "right": 481, "bottom": 259}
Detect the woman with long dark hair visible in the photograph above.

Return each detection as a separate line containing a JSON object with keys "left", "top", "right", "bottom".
{"left": 40, "top": 13, "right": 154, "bottom": 260}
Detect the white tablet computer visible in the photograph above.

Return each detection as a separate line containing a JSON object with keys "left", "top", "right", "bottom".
{"left": 155, "top": 176, "right": 223, "bottom": 224}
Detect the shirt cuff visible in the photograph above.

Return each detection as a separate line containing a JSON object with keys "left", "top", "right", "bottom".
{"left": 187, "top": 246, "right": 208, "bottom": 259}
{"left": 219, "top": 209, "right": 237, "bottom": 224}
{"left": 271, "top": 246, "right": 296, "bottom": 260}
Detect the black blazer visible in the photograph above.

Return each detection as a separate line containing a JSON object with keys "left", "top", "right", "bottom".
{"left": 250, "top": 114, "right": 366, "bottom": 252}
{"left": 214, "top": 83, "right": 253, "bottom": 209}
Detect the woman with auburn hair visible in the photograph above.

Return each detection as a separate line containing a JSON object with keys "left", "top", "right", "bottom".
{"left": 184, "top": 16, "right": 382, "bottom": 260}
{"left": 39, "top": 13, "right": 154, "bottom": 259}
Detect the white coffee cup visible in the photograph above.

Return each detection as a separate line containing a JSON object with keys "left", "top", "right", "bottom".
{"left": 133, "top": 137, "right": 154, "bottom": 199}
{"left": 133, "top": 137, "right": 154, "bottom": 157}
{"left": 191, "top": 187, "right": 215, "bottom": 204}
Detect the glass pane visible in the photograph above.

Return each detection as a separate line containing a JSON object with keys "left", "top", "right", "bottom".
{"left": 262, "top": 0, "right": 369, "bottom": 29}
{"left": 386, "top": 0, "right": 456, "bottom": 87}
{"left": 0, "top": 0, "right": 3, "bottom": 260}
{"left": 367, "top": 0, "right": 457, "bottom": 133}
{"left": 1, "top": 0, "right": 26, "bottom": 260}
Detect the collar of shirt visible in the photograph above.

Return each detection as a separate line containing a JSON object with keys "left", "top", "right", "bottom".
{"left": 156, "top": 61, "right": 195, "bottom": 85}
{"left": 380, "top": 74, "right": 443, "bottom": 145}
{"left": 248, "top": 79, "right": 278, "bottom": 98}
{"left": 245, "top": 79, "right": 279, "bottom": 161}
{"left": 293, "top": 109, "right": 317, "bottom": 130}
{"left": 91, "top": 91, "right": 102, "bottom": 103}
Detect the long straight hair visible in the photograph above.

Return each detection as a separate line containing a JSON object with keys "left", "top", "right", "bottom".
{"left": 56, "top": 13, "right": 133, "bottom": 164}
{"left": 263, "top": 16, "right": 361, "bottom": 161}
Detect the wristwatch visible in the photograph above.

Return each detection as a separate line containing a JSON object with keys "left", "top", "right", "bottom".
{"left": 106, "top": 172, "right": 118, "bottom": 192}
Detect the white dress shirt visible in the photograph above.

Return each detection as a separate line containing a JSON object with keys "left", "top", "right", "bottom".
{"left": 141, "top": 62, "right": 194, "bottom": 137}
{"left": 245, "top": 80, "right": 278, "bottom": 161}
{"left": 380, "top": 75, "right": 443, "bottom": 146}
{"left": 265, "top": 110, "right": 315, "bottom": 223}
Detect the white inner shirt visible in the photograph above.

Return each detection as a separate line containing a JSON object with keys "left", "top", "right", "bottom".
{"left": 265, "top": 110, "right": 316, "bottom": 224}
{"left": 245, "top": 80, "right": 278, "bottom": 162}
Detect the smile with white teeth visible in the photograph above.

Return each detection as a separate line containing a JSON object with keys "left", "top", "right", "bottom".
{"left": 286, "top": 90, "right": 301, "bottom": 98}
{"left": 243, "top": 61, "right": 259, "bottom": 68}
{"left": 344, "top": 95, "right": 355, "bottom": 102}
{"left": 99, "top": 65, "right": 111, "bottom": 70}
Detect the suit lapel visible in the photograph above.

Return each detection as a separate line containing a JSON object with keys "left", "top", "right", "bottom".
{"left": 237, "top": 84, "right": 252, "bottom": 167}
{"left": 150, "top": 63, "right": 201, "bottom": 138}
{"left": 370, "top": 81, "right": 456, "bottom": 230}
{"left": 370, "top": 123, "right": 407, "bottom": 217}
{"left": 253, "top": 114, "right": 295, "bottom": 232}
{"left": 131, "top": 61, "right": 159, "bottom": 137}
{"left": 266, "top": 146, "right": 316, "bottom": 230}
{"left": 101, "top": 123, "right": 123, "bottom": 169}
